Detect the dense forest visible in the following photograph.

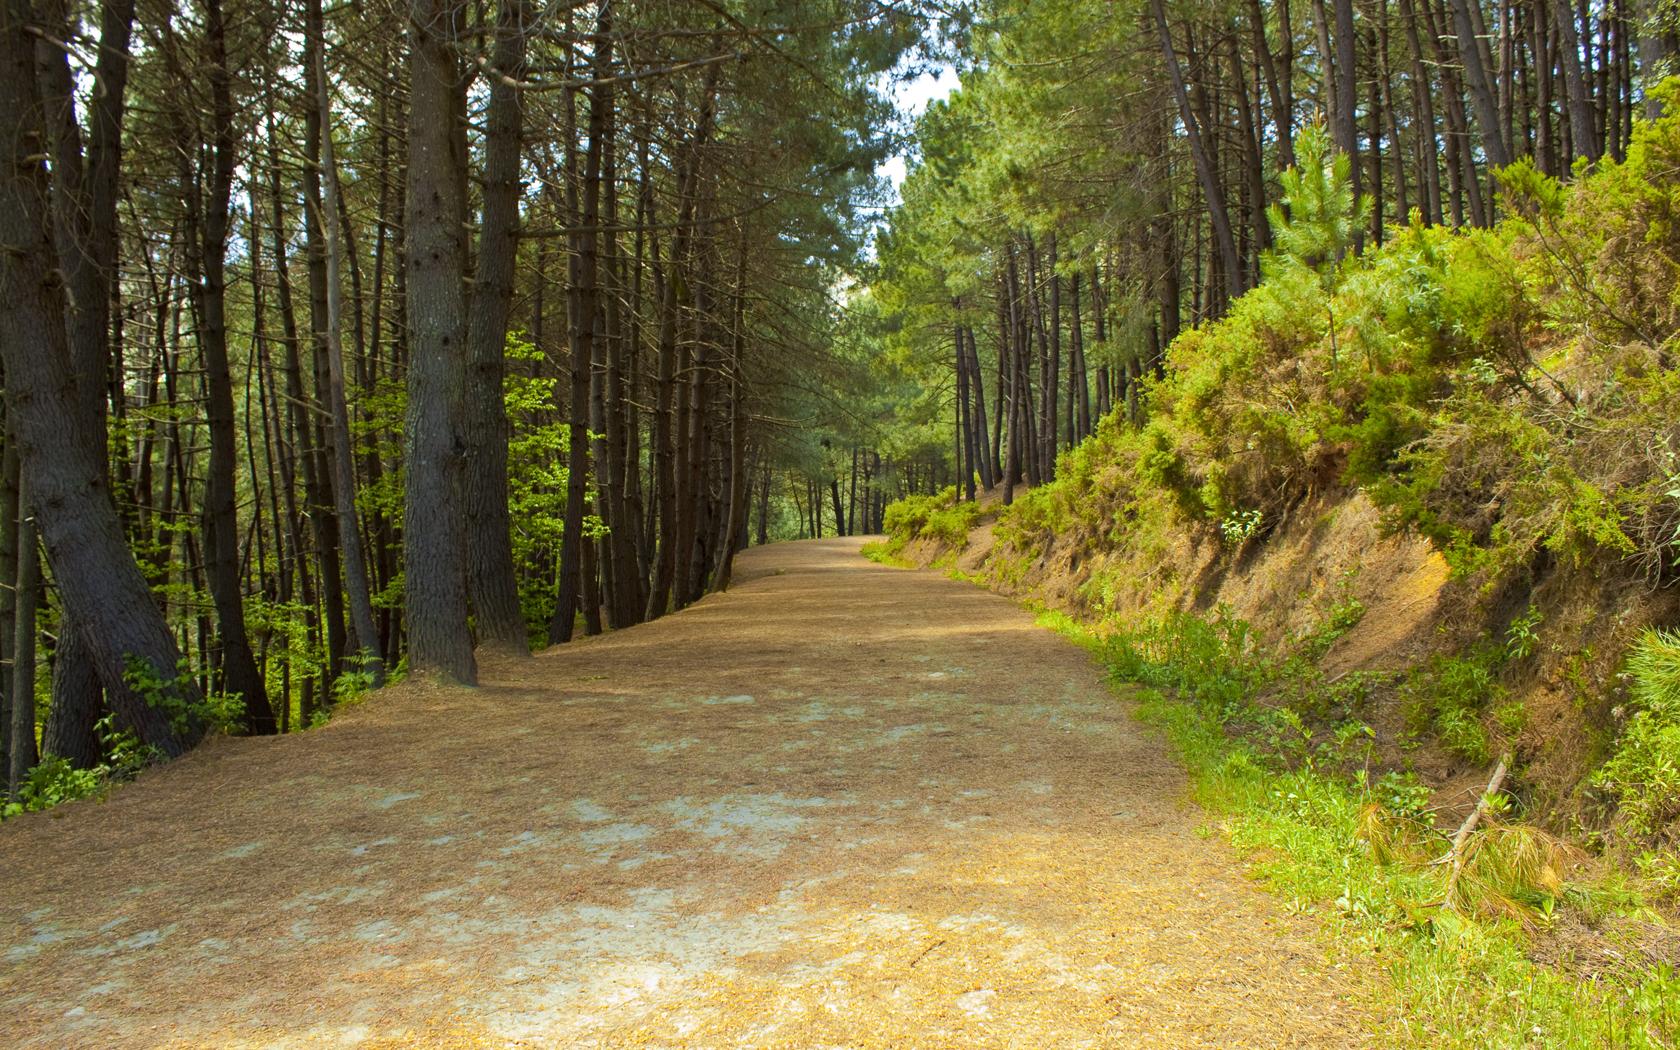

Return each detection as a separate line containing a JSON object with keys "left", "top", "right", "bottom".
{"left": 1, "top": 0, "right": 1677, "bottom": 813}
{"left": 6, "top": 0, "right": 1680, "bottom": 1040}
{"left": 870, "top": 0, "right": 1676, "bottom": 504}
{"left": 0, "top": 0, "right": 947, "bottom": 795}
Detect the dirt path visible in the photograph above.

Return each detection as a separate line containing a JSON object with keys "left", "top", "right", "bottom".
{"left": 2, "top": 539, "right": 1373, "bottom": 1048}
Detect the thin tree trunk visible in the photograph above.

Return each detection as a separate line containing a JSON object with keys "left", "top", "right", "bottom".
{"left": 1552, "top": 0, "right": 1601, "bottom": 159}
{"left": 314, "top": 23, "right": 386, "bottom": 681}
{"left": 1151, "top": 0, "right": 1245, "bottom": 305}
{"left": 1449, "top": 0, "right": 1515, "bottom": 166}
{"left": 9, "top": 475, "right": 38, "bottom": 793}
{"left": 184, "top": 0, "right": 275, "bottom": 732}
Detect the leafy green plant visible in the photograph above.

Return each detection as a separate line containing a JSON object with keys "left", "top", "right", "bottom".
{"left": 1, "top": 713, "right": 162, "bottom": 820}
{"left": 880, "top": 487, "right": 980, "bottom": 552}
{"left": 1505, "top": 604, "right": 1543, "bottom": 661}
{"left": 121, "top": 655, "right": 244, "bottom": 738}
{"left": 1, "top": 757, "right": 105, "bottom": 818}
{"left": 1219, "top": 508, "right": 1263, "bottom": 546}
{"left": 1399, "top": 648, "right": 1505, "bottom": 763}
{"left": 1596, "top": 628, "right": 1680, "bottom": 840}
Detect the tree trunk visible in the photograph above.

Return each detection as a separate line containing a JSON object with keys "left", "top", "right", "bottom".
{"left": 1552, "top": 0, "right": 1602, "bottom": 160}
{"left": 8, "top": 471, "right": 39, "bottom": 792}
{"left": 313, "top": 16, "right": 386, "bottom": 681}
{"left": 0, "top": 1, "right": 200, "bottom": 755}
{"left": 1449, "top": 0, "right": 1515, "bottom": 167}
{"left": 464, "top": 0, "right": 532, "bottom": 651}
{"left": 1150, "top": 0, "right": 1244, "bottom": 302}
{"left": 37, "top": 0, "right": 134, "bottom": 757}
{"left": 402, "top": 0, "right": 477, "bottom": 683}
{"left": 1332, "top": 0, "right": 1365, "bottom": 193}
{"left": 184, "top": 0, "right": 275, "bottom": 733}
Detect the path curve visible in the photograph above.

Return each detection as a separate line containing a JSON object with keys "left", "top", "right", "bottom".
{"left": 2, "top": 538, "right": 1371, "bottom": 1047}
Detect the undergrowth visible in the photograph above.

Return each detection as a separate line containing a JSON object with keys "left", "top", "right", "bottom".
{"left": 872, "top": 91, "right": 1680, "bottom": 1041}
{"left": 879, "top": 486, "right": 980, "bottom": 555}
{"left": 1062, "top": 605, "right": 1680, "bottom": 1048}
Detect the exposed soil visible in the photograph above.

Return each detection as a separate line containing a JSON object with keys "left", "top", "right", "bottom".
{"left": 1, "top": 538, "right": 1375, "bottom": 1048}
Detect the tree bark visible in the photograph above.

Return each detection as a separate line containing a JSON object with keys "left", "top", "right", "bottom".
{"left": 37, "top": 0, "right": 134, "bottom": 758}
{"left": 1552, "top": 0, "right": 1602, "bottom": 160}
{"left": 313, "top": 18, "right": 387, "bottom": 682}
{"left": 0, "top": 0, "right": 200, "bottom": 755}
{"left": 402, "top": 0, "right": 477, "bottom": 683}
{"left": 183, "top": 0, "right": 275, "bottom": 733}
{"left": 464, "top": 0, "right": 532, "bottom": 652}
{"left": 9, "top": 472, "right": 38, "bottom": 793}
{"left": 1150, "top": 0, "right": 1245, "bottom": 304}
{"left": 1449, "top": 0, "right": 1515, "bottom": 167}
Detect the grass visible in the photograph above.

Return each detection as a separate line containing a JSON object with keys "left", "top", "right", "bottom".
{"left": 1027, "top": 609, "right": 1680, "bottom": 1049}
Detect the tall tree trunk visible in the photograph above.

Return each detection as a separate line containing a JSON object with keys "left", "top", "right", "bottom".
{"left": 1449, "top": 0, "right": 1515, "bottom": 166}
{"left": 1552, "top": 0, "right": 1602, "bottom": 159}
{"left": 464, "top": 0, "right": 532, "bottom": 651}
{"left": 1, "top": 424, "right": 15, "bottom": 767}
{"left": 8, "top": 474, "right": 38, "bottom": 794}
{"left": 1069, "top": 273, "right": 1091, "bottom": 440}
{"left": 185, "top": 0, "right": 275, "bottom": 733}
{"left": 1150, "top": 0, "right": 1244, "bottom": 303}
{"left": 554, "top": 12, "right": 614, "bottom": 641}
{"left": 301, "top": 0, "right": 347, "bottom": 681}
{"left": 711, "top": 277, "right": 750, "bottom": 592}
{"left": 313, "top": 17, "right": 386, "bottom": 683}
{"left": 1332, "top": 0, "right": 1364, "bottom": 195}
{"left": 0, "top": 0, "right": 200, "bottom": 754}
{"left": 403, "top": 0, "right": 477, "bottom": 683}
{"left": 1402, "top": 0, "right": 1444, "bottom": 223}
{"left": 1248, "top": 0, "right": 1296, "bottom": 168}
{"left": 646, "top": 72, "right": 717, "bottom": 621}
{"left": 37, "top": 0, "right": 135, "bottom": 761}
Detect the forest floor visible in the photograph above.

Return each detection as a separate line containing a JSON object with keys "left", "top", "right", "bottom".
{"left": 2, "top": 539, "right": 1377, "bottom": 1048}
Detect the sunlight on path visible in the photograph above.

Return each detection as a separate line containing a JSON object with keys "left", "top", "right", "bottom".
{"left": 0, "top": 539, "right": 1372, "bottom": 1048}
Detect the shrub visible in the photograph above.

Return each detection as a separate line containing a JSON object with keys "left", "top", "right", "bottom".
{"left": 1596, "top": 628, "right": 1680, "bottom": 840}
{"left": 880, "top": 487, "right": 980, "bottom": 552}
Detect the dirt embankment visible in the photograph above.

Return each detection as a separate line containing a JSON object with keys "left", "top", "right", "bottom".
{"left": 896, "top": 483, "right": 1678, "bottom": 828}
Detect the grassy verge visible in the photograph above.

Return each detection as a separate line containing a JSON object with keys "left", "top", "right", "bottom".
{"left": 1029, "top": 607, "right": 1680, "bottom": 1049}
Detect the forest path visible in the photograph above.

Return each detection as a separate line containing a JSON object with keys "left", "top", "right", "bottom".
{"left": 2, "top": 538, "right": 1373, "bottom": 1048}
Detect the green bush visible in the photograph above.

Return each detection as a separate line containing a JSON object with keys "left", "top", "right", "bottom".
{"left": 1596, "top": 628, "right": 1680, "bottom": 839}
{"left": 880, "top": 486, "right": 979, "bottom": 551}
{"left": 1, "top": 715, "right": 160, "bottom": 821}
{"left": 1, "top": 757, "right": 106, "bottom": 818}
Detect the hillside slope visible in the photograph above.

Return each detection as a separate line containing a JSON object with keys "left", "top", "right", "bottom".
{"left": 881, "top": 99, "right": 1680, "bottom": 886}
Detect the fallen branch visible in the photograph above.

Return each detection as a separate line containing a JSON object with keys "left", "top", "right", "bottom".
{"left": 1437, "top": 752, "right": 1512, "bottom": 909}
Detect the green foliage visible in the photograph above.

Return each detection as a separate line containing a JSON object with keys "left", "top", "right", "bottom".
{"left": 1078, "top": 612, "right": 1679, "bottom": 1047}
{"left": 879, "top": 487, "right": 980, "bottom": 552}
{"left": 2, "top": 757, "right": 106, "bottom": 818}
{"left": 1399, "top": 647, "right": 1505, "bottom": 763}
{"left": 122, "top": 655, "right": 243, "bottom": 738}
{"left": 501, "top": 332, "right": 582, "bottom": 642}
{"left": 1596, "top": 628, "right": 1680, "bottom": 841}
{"left": 1218, "top": 508, "right": 1262, "bottom": 546}
{"left": 1265, "top": 122, "right": 1370, "bottom": 278}
{"left": 2, "top": 715, "right": 161, "bottom": 820}
{"left": 967, "top": 84, "right": 1680, "bottom": 618}
{"left": 332, "top": 649, "right": 391, "bottom": 707}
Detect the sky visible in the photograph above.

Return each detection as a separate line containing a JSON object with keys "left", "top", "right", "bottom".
{"left": 876, "top": 64, "right": 962, "bottom": 197}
